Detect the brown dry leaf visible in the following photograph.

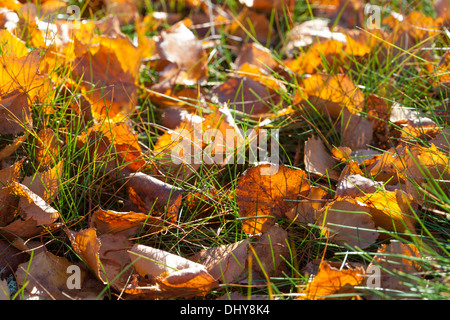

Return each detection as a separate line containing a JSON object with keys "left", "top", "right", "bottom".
{"left": 104, "top": 122, "right": 147, "bottom": 173}
{"left": 193, "top": 224, "right": 290, "bottom": 283}
{"left": 154, "top": 107, "right": 244, "bottom": 179}
{"left": 96, "top": 232, "right": 138, "bottom": 293}
{"left": 125, "top": 172, "right": 183, "bottom": 222}
{"left": 233, "top": 42, "right": 278, "bottom": 72}
{"left": 341, "top": 108, "right": 374, "bottom": 150}
{"left": 65, "top": 228, "right": 101, "bottom": 282}
{"left": 89, "top": 208, "right": 168, "bottom": 237}
{"left": 129, "top": 243, "right": 217, "bottom": 296}
{"left": 336, "top": 174, "right": 382, "bottom": 198}
{"left": 1, "top": 0, "right": 21, "bottom": 11}
{"left": 72, "top": 36, "right": 141, "bottom": 121}
{"left": 338, "top": 160, "right": 365, "bottom": 180}
{"left": 11, "top": 182, "right": 59, "bottom": 226}
{"left": 236, "top": 164, "right": 310, "bottom": 234}
{"left": 368, "top": 146, "right": 407, "bottom": 185}
{"left": 365, "top": 94, "right": 390, "bottom": 147}
{"left": 0, "top": 50, "right": 52, "bottom": 104}
{"left": 201, "top": 107, "right": 246, "bottom": 166}
{"left": 192, "top": 239, "right": 250, "bottom": 284}
{"left": 0, "top": 182, "right": 60, "bottom": 239}
{"left": 384, "top": 11, "right": 441, "bottom": 51}
{"left": 145, "top": 82, "right": 206, "bottom": 109}
{"left": 22, "top": 160, "right": 63, "bottom": 204}
{"left": 434, "top": 0, "right": 449, "bottom": 17}
{"left": 302, "top": 73, "right": 365, "bottom": 117}
{"left": 342, "top": 29, "right": 377, "bottom": 57}
{"left": 235, "top": 62, "right": 284, "bottom": 91}
{"left": 90, "top": 208, "right": 146, "bottom": 236}
{"left": 0, "top": 89, "right": 31, "bottom": 135}
{"left": 300, "top": 260, "right": 364, "bottom": 300}
{"left": 367, "top": 240, "right": 422, "bottom": 298}
{"left": 0, "top": 239, "right": 28, "bottom": 279}
{"left": 155, "top": 20, "right": 208, "bottom": 85}
{"left": 250, "top": 224, "right": 290, "bottom": 279}
{"left": 389, "top": 103, "right": 439, "bottom": 141}
{"left": 0, "top": 132, "right": 28, "bottom": 161}
{"left": 304, "top": 135, "right": 340, "bottom": 180}
{"left": 103, "top": 0, "right": 139, "bottom": 25}
{"left": 15, "top": 251, "right": 87, "bottom": 300}
{"left": 331, "top": 146, "right": 352, "bottom": 162}
{"left": 430, "top": 129, "right": 450, "bottom": 152}
{"left": 210, "top": 76, "right": 277, "bottom": 116}
{"left": 227, "top": 9, "right": 274, "bottom": 45}
{"left": 286, "top": 186, "right": 329, "bottom": 224}
{"left": 402, "top": 144, "right": 450, "bottom": 201}
{"left": 66, "top": 227, "right": 139, "bottom": 294}
{"left": 317, "top": 198, "right": 379, "bottom": 248}
{"left": 354, "top": 189, "right": 417, "bottom": 237}
{"left": 153, "top": 113, "right": 203, "bottom": 181}
{"left": 156, "top": 268, "right": 217, "bottom": 297}
{"left": 0, "top": 279, "right": 10, "bottom": 300}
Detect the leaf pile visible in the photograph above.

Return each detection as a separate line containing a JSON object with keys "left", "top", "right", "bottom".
{"left": 0, "top": 0, "right": 449, "bottom": 300}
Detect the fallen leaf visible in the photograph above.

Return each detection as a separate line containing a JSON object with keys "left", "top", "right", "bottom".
{"left": 300, "top": 260, "right": 364, "bottom": 300}
{"left": 0, "top": 160, "right": 22, "bottom": 227}
{"left": 233, "top": 42, "right": 278, "bottom": 72}
{"left": 192, "top": 239, "right": 250, "bottom": 284}
{"left": 304, "top": 135, "right": 340, "bottom": 180}
{"left": 317, "top": 198, "right": 379, "bottom": 248}
{"left": 0, "top": 89, "right": 31, "bottom": 135}
{"left": 236, "top": 163, "right": 310, "bottom": 234}
{"left": 250, "top": 224, "right": 290, "bottom": 279}
{"left": 403, "top": 144, "right": 450, "bottom": 202}
{"left": 89, "top": 208, "right": 168, "bottom": 237}
{"left": 336, "top": 174, "right": 382, "bottom": 198}
{"left": 125, "top": 172, "right": 183, "bottom": 222}
{"left": 155, "top": 21, "right": 208, "bottom": 85}
{"left": 16, "top": 251, "right": 87, "bottom": 300}
{"left": 72, "top": 36, "right": 141, "bottom": 120}
{"left": 22, "top": 160, "right": 63, "bottom": 204}
{"left": 302, "top": 73, "right": 365, "bottom": 117}
{"left": 227, "top": 9, "right": 274, "bottom": 45}
{"left": 210, "top": 76, "right": 276, "bottom": 116}
{"left": 0, "top": 132, "right": 28, "bottom": 161}
{"left": 0, "top": 50, "right": 51, "bottom": 104}
{"left": 354, "top": 189, "right": 417, "bottom": 237}
{"left": 341, "top": 108, "right": 373, "bottom": 150}
{"left": 129, "top": 243, "right": 217, "bottom": 296}
{"left": 286, "top": 186, "right": 329, "bottom": 224}
{"left": 367, "top": 240, "right": 422, "bottom": 298}
{"left": 0, "top": 182, "right": 60, "bottom": 239}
